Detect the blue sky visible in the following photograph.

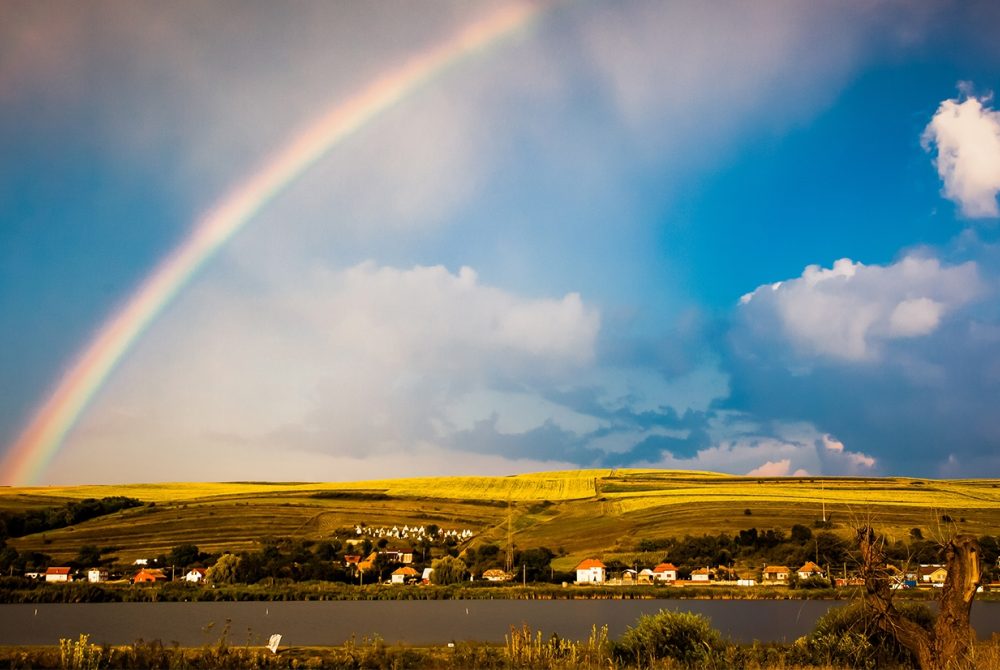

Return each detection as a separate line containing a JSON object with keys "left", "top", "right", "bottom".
{"left": 2, "top": 0, "right": 1000, "bottom": 483}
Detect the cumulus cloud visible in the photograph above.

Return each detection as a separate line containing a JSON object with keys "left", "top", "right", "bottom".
{"left": 922, "top": 92, "right": 1000, "bottom": 218}
{"left": 747, "top": 459, "right": 791, "bottom": 477}
{"left": 738, "top": 256, "right": 980, "bottom": 360}
{"left": 725, "top": 242, "right": 1000, "bottom": 476}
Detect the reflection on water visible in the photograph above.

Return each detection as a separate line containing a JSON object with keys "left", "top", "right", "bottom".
{"left": 1, "top": 599, "right": 998, "bottom": 646}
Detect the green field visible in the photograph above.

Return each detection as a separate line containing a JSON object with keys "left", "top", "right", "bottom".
{"left": 3, "top": 469, "right": 999, "bottom": 569}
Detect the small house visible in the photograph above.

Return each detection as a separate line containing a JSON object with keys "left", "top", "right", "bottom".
{"left": 45, "top": 567, "right": 72, "bottom": 583}
{"left": 482, "top": 568, "right": 512, "bottom": 582}
{"left": 638, "top": 568, "right": 655, "bottom": 584}
{"left": 762, "top": 565, "right": 790, "bottom": 584}
{"left": 87, "top": 568, "right": 108, "bottom": 583}
{"left": 575, "top": 558, "right": 606, "bottom": 584}
{"left": 184, "top": 568, "right": 207, "bottom": 583}
{"left": 652, "top": 562, "right": 678, "bottom": 582}
{"left": 919, "top": 565, "right": 948, "bottom": 585}
{"left": 390, "top": 566, "right": 419, "bottom": 584}
{"left": 797, "top": 561, "right": 824, "bottom": 580}
{"left": 690, "top": 567, "right": 711, "bottom": 582}
{"left": 133, "top": 568, "right": 167, "bottom": 583}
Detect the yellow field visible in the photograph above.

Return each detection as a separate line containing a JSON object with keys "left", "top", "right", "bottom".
{"left": 3, "top": 469, "right": 999, "bottom": 565}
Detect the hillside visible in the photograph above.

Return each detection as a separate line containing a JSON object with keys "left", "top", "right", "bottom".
{"left": 3, "top": 469, "right": 999, "bottom": 570}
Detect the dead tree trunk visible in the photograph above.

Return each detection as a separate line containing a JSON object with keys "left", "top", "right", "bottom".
{"left": 857, "top": 527, "right": 981, "bottom": 670}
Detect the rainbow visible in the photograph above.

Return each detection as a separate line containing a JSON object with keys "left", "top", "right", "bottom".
{"left": 1, "top": 3, "right": 542, "bottom": 485}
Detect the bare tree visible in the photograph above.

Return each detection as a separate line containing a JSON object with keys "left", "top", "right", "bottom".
{"left": 857, "top": 526, "right": 981, "bottom": 670}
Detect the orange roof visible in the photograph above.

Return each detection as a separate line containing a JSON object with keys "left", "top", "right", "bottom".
{"left": 45, "top": 567, "right": 71, "bottom": 575}
{"left": 763, "top": 565, "right": 790, "bottom": 573}
{"left": 653, "top": 563, "right": 677, "bottom": 572}
{"left": 392, "top": 566, "right": 419, "bottom": 576}
{"left": 575, "top": 558, "right": 606, "bottom": 570}
{"left": 691, "top": 567, "right": 710, "bottom": 575}
{"left": 798, "top": 561, "right": 823, "bottom": 573}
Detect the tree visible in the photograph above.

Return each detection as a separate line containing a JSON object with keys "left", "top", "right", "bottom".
{"left": 857, "top": 526, "right": 981, "bottom": 670}
{"left": 168, "top": 543, "right": 202, "bottom": 568}
{"left": 430, "top": 556, "right": 467, "bottom": 585}
{"left": 74, "top": 545, "right": 103, "bottom": 567}
{"left": 517, "top": 547, "right": 555, "bottom": 582}
{"left": 206, "top": 553, "right": 241, "bottom": 585}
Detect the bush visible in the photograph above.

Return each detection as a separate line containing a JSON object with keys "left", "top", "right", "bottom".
{"left": 804, "top": 600, "right": 933, "bottom": 669}
{"left": 613, "top": 609, "right": 723, "bottom": 667}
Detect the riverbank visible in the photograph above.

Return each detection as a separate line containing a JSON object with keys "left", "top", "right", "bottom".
{"left": 3, "top": 577, "right": 990, "bottom": 604}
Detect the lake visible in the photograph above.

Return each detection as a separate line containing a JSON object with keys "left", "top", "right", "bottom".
{"left": 2, "top": 600, "right": 998, "bottom": 647}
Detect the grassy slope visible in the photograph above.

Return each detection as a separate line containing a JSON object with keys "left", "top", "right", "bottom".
{"left": 3, "top": 469, "right": 999, "bottom": 569}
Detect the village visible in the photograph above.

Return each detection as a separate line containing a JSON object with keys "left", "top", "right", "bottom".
{"left": 19, "top": 519, "right": 969, "bottom": 592}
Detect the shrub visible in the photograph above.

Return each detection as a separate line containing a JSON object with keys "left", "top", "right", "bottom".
{"left": 804, "top": 600, "right": 933, "bottom": 669}
{"left": 613, "top": 609, "right": 723, "bottom": 667}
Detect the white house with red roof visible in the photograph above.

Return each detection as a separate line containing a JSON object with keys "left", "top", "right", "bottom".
{"left": 575, "top": 558, "right": 606, "bottom": 584}
{"left": 797, "top": 561, "right": 824, "bottom": 579}
{"left": 391, "top": 566, "right": 419, "bottom": 584}
{"left": 45, "top": 567, "right": 72, "bottom": 583}
{"left": 652, "top": 562, "right": 678, "bottom": 582}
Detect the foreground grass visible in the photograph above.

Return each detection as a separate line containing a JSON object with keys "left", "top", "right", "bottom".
{"left": 3, "top": 630, "right": 1000, "bottom": 669}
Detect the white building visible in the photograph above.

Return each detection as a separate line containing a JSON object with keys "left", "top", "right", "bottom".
{"left": 575, "top": 558, "right": 606, "bottom": 584}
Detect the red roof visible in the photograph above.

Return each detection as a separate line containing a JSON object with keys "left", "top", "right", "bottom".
{"left": 653, "top": 563, "right": 677, "bottom": 572}
{"left": 575, "top": 558, "right": 606, "bottom": 570}
{"left": 45, "top": 567, "right": 71, "bottom": 575}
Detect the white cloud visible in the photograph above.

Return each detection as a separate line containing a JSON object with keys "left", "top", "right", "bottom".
{"left": 922, "top": 93, "right": 1000, "bottom": 218}
{"left": 747, "top": 459, "right": 791, "bottom": 477}
{"left": 738, "top": 255, "right": 980, "bottom": 360}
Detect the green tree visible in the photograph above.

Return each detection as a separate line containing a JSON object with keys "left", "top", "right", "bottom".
{"left": 74, "top": 545, "right": 103, "bottom": 567}
{"left": 168, "top": 543, "right": 201, "bottom": 568}
{"left": 430, "top": 555, "right": 467, "bottom": 585}
{"left": 206, "top": 553, "right": 241, "bottom": 585}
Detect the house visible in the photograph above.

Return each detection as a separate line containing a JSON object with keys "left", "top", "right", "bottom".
{"left": 762, "top": 565, "right": 790, "bottom": 583}
{"left": 482, "top": 568, "right": 512, "bottom": 582}
{"left": 575, "top": 558, "right": 606, "bottom": 584}
{"left": 620, "top": 569, "right": 637, "bottom": 584}
{"left": 45, "top": 567, "right": 72, "bottom": 583}
{"left": 690, "top": 567, "right": 711, "bottom": 582}
{"left": 797, "top": 561, "right": 824, "bottom": 579}
{"left": 87, "top": 568, "right": 108, "bottom": 583}
{"left": 343, "top": 555, "right": 361, "bottom": 567}
{"left": 383, "top": 551, "right": 414, "bottom": 564}
{"left": 357, "top": 552, "right": 379, "bottom": 573}
{"left": 919, "top": 565, "right": 948, "bottom": 585}
{"left": 390, "top": 566, "right": 419, "bottom": 584}
{"left": 133, "top": 568, "right": 167, "bottom": 583}
{"left": 638, "top": 568, "right": 655, "bottom": 584}
{"left": 652, "top": 562, "right": 678, "bottom": 582}
{"left": 184, "top": 568, "right": 207, "bottom": 583}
